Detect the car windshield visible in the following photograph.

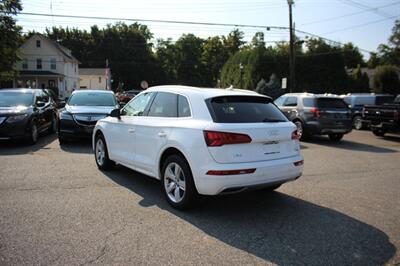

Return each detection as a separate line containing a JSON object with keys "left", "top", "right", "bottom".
{"left": 68, "top": 92, "right": 116, "bottom": 106}
{"left": 206, "top": 96, "right": 288, "bottom": 123}
{"left": 0, "top": 91, "right": 34, "bottom": 107}
{"left": 316, "top": 98, "right": 348, "bottom": 109}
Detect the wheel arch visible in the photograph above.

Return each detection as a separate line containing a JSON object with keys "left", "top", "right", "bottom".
{"left": 158, "top": 146, "right": 191, "bottom": 181}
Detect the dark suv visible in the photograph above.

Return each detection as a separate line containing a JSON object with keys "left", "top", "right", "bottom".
{"left": 341, "top": 93, "right": 394, "bottom": 130}
{"left": 274, "top": 93, "right": 352, "bottom": 141}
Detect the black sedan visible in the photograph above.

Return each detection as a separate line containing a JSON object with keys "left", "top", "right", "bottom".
{"left": 58, "top": 90, "right": 118, "bottom": 144}
{"left": 0, "top": 89, "right": 58, "bottom": 144}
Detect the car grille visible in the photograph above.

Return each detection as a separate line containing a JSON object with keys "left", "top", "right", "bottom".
{"left": 73, "top": 114, "right": 107, "bottom": 127}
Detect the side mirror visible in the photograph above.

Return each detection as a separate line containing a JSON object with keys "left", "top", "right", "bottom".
{"left": 110, "top": 108, "right": 121, "bottom": 119}
{"left": 36, "top": 101, "right": 46, "bottom": 108}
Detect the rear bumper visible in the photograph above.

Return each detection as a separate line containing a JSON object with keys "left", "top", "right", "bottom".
{"left": 305, "top": 120, "right": 352, "bottom": 135}
{"left": 193, "top": 155, "right": 303, "bottom": 195}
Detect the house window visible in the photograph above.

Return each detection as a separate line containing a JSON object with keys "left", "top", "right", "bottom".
{"left": 36, "top": 40, "right": 41, "bottom": 48}
{"left": 36, "top": 58, "right": 42, "bottom": 69}
{"left": 98, "top": 77, "right": 101, "bottom": 83}
{"left": 50, "top": 58, "right": 56, "bottom": 70}
{"left": 22, "top": 58, "right": 28, "bottom": 69}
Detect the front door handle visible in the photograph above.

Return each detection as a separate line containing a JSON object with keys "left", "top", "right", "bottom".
{"left": 128, "top": 128, "right": 135, "bottom": 133}
{"left": 158, "top": 132, "right": 167, "bottom": 137}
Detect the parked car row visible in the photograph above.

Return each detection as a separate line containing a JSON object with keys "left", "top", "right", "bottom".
{"left": 2, "top": 87, "right": 397, "bottom": 210}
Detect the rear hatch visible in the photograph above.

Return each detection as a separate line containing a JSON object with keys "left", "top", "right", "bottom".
{"left": 315, "top": 97, "right": 351, "bottom": 127}
{"left": 204, "top": 95, "right": 299, "bottom": 164}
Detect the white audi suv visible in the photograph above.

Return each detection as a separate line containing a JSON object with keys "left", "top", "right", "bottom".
{"left": 93, "top": 85, "right": 303, "bottom": 209}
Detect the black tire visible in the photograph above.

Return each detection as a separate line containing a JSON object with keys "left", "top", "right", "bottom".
{"left": 94, "top": 133, "right": 114, "bottom": 171}
{"left": 293, "top": 120, "right": 308, "bottom": 140}
{"left": 161, "top": 154, "right": 198, "bottom": 210}
{"left": 352, "top": 115, "right": 363, "bottom": 130}
{"left": 329, "top": 133, "right": 344, "bottom": 142}
{"left": 27, "top": 121, "right": 38, "bottom": 145}
{"left": 48, "top": 114, "right": 57, "bottom": 134}
{"left": 372, "top": 129, "right": 386, "bottom": 137}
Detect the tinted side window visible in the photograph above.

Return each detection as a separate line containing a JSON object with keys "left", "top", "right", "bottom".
{"left": 178, "top": 95, "right": 191, "bottom": 117}
{"left": 148, "top": 92, "right": 178, "bottom": 117}
{"left": 284, "top": 97, "right": 298, "bottom": 107}
{"left": 303, "top": 98, "right": 315, "bottom": 107}
{"left": 121, "top": 92, "right": 153, "bottom": 116}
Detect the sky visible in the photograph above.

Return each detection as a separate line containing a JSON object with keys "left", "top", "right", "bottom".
{"left": 16, "top": 0, "right": 400, "bottom": 58}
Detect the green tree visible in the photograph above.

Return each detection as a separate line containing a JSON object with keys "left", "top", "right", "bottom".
{"left": 342, "top": 42, "right": 365, "bottom": 68}
{"left": 222, "top": 29, "right": 245, "bottom": 57}
{"left": 45, "top": 22, "right": 162, "bottom": 90}
{"left": 202, "top": 36, "right": 229, "bottom": 86}
{"left": 0, "top": 0, "right": 22, "bottom": 80}
{"left": 349, "top": 65, "right": 370, "bottom": 93}
{"left": 251, "top": 32, "right": 266, "bottom": 48}
{"left": 367, "top": 52, "right": 381, "bottom": 68}
{"left": 378, "top": 20, "right": 400, "bottom": 66}
{"left": 373, "top": 65, "right": 400, "bottom": 95}
{"left": 174, "top": 34, "right": 206, "bottom": 86}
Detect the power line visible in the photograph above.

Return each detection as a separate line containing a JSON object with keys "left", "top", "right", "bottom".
{"left": 16, "top": 11, "right": 374, "bottom": 53}
{"left": 338, "top": 0, "right": 396, "bottom": 19}
{"left": 301, "top": 1, "right": 400, "bottom": 26}
{"left": 322, "top": 15, "right": 398, "bottom": 35}
{"left": 17, "top": 12, "right": 288, "bottom": 31}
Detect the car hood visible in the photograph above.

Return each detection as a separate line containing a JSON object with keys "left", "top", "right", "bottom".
{"left": 66, "top": 105, "right": 116, "bottom": 114}
{"left": 0, "top": 106, "right": 31, "bottom": 115}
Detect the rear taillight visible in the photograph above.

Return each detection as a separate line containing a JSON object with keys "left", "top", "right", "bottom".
{"left": 291, "top": 129, "right": 300, "bottom": 140}
{"left": 310, "top": 107, "right": 321, "bottom": 118}
{"left": 206, "top": 168, "right": 256, "bottom": 175}
{"left": 204, "top": 130, "right": 252, "bottom": 147}
{"left": 294, "top": 160, "right": 304, "bottom": 166}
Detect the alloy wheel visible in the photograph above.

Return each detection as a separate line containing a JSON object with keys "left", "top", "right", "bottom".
{"left": 294, "top": 121, "right": 303, "bottom": 139}
{"left": 164, "top": 162, "right": 186, "bottom": 203}
{"left": 95, "top": 138, "right": 106, "bottom": 166}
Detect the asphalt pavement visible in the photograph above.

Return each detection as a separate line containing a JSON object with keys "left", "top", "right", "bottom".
{"left": 0, "top": 130, "right": 399, "bottom": 265}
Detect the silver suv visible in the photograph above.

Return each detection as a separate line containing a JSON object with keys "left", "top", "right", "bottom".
{"left": 274, "top": 93, "right": 352, "bottom": 141}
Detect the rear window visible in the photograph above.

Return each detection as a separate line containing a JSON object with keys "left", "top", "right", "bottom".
{"left": 206, "top": 96, "right": 288, "bottom": 123}
{"left": 303, "top": 98, "right": 315, "bottom": 107}
{"left": 316, "top": 98, "right": 348, "bottom": 109}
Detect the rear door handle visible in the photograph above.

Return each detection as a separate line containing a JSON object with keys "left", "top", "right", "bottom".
{"left": 128, "top": 128, "right": 135, "bottom": 133}
{"left": 158, "top": 132, "right": 167, "bottom": 137}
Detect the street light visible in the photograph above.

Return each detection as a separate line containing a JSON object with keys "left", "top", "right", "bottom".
{"left": 239, "top": 63, "right": 244, "bottom": 89}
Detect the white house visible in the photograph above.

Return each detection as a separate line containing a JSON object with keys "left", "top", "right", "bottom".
{"left": 14, "top": 34, "right": 80, "bottom": 98}
{"left": 79, "top": 68, "right": 111, "bottom": 90}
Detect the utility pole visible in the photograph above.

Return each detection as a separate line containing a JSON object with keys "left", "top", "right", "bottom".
{"left": 239, "top": 63, "right": 244, "bottom": 89}
{"left": 288, "top": 0, "right": 295, "bottom": 93}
